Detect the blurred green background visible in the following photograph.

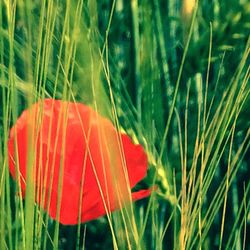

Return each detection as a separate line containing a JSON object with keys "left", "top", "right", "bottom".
{"left": 0, "top": 0, "right": 249, "bottom": 249}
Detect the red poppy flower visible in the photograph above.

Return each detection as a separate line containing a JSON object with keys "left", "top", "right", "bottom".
{"left": 8, "top": 99, "right": 151, "bottom": 225}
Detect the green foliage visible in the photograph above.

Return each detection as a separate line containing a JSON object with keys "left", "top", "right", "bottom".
{"left": 0, "top": 0, "right": 249, "bottom": 249}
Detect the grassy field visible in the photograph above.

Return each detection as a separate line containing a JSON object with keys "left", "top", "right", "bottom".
{"left": 0, "top": 0, "right": 249, "bottom": 249}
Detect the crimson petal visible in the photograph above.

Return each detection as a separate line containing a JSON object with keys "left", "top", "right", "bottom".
{"left": 8, "top": 99, "right": 152, "bottom": 225}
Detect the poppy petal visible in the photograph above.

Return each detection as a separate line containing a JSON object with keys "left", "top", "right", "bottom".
{"left": 132, "top": 189, "right": 154, "bottom": 201}
{"left": 8, "top": 99, "right": 152, "bottom": 225}
{"left": 121, "top": 134, "right": 148, "bottom": 188}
